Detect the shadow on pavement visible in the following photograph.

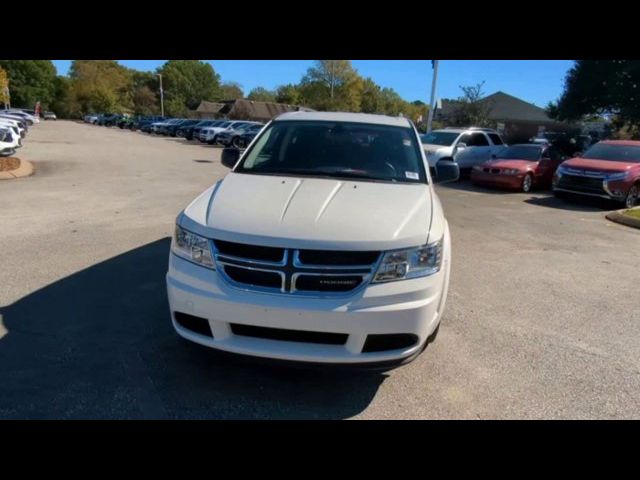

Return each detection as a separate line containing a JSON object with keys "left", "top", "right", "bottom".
{"left": 436, "top": 179, "right": 512, "bottom": 195}
{"left": 524, "top": 193, "right": 615, "bottom": 212}
{"left": 0, "top": 238, "right": 385, "bottom": 419}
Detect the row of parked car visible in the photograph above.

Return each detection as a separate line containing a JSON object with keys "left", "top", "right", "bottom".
{"left": 421, "top": 126, "right": 639, "bottom": 208}
{"left": 84, "top": 114, "right": 265, "bottom": 148}
{"left": 0, "top": 109, "right": 43, "bottom": 157}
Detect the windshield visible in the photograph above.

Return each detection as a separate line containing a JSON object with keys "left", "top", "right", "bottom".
{"left": 420, "top": 131, "right": 459, "bottom": 146}
{"left": 236, "top": 120, "right": 427, "bottom": 183}
{"left": 582, "top": 143, "right": 640, "bottom": 163}
{"left": 496, "top": 145, "right": 542, "bottom": 161}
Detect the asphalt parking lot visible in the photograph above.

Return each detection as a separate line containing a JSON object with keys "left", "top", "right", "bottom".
{"left": 1, "top": 120, "right": 639, "bottom": 419}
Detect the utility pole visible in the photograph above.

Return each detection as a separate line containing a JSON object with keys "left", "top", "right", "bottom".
{"left": 157, "top": 73, "right": 164, "bottom": 117}
{"left": 426, "top": 60, "right": 439, "bottom": 133}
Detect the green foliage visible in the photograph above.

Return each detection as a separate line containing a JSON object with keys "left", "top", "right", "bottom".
{"left": 0, "top": 66, "right": 9, "bottom": 107}
{"left": 548, "top": 60, "right": 640, "bottom": 126}
{"left": 0, "top": 60, "right": 57, "bottom": 108}
{"left": 67, "top": 60, "right": 134, "bottom": 115}
{"left": 158, "top": 60, "right": 222, "bottom": 114}
{"left": 247, "top": 87, "right": 277, "bottom": 102}
{"left": 447, "top": 81, "right": 493, "bottom": 127}
{"left": 275, "top": 84, "right": 302, "bottom": 104}
{"left": 49, "top": 76, "right": 72, "bottom": 118}
{"left": 220, "top": 82, "right": 243, "bottom": 100}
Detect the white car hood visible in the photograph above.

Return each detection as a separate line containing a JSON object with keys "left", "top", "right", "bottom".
{"left": 182, "top": 172, "right": 433, "bottom": 251}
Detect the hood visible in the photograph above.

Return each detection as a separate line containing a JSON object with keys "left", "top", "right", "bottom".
{"left": 423, "top": 143, "right": 453, "bottom": 153}
{"left": 182, "top": 172, "right": 433, "bottom": 251}
{"left": 562, "top": 157, "right": 637, "bottom": 174}
{"left": 483, "top": 159, "right": 537, "bottom": 170}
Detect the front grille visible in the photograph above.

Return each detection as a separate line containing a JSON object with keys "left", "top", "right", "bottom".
{"left": 212, "top": 240, "right": 380, "bottom": 295}
{"left": 230, "top": 324, "right": 348, "bottom": 345}
{"left": 224, "top": 265, "right": 283, "bottom": 290}
{"left": 294, "top": 275, "right": 363, "bottom": 292}
{"left": 297, "top": 249, "right": 379, "bottom": 266}
{"left": 215, "top": 240, "right": 284, "bottom": 262}
{"left": 557, "top": 174, "right": 605, "bottom": 195}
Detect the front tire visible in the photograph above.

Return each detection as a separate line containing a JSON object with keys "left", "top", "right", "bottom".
{"left": 625, "top": 184, "right": 639, "bottom": 208}
{"left": 522, "top": 173, "right": 533, "bottom": 193}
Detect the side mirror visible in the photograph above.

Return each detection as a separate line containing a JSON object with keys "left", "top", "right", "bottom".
{"left": 221, "top": 147, "right": 241, "bottom": 168}
{"left": 434, "top": 161, "right": 460, "bottom": 184}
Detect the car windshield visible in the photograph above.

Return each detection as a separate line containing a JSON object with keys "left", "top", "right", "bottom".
{"left": 582, "top": 144, "right": 640, "bottom": 163}
{"left": 496, "top": 145, "right": 542, "bottom": 161}
{"left": 420, "top": 131, "right": 459, "bottom": 146}
{"left": 236, "top": 120, "right": 427, "bottom": 184}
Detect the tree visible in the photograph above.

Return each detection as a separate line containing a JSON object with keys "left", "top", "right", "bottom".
{"left": 275, "top": 84, "right": 302, "bottom": 105}
{"left": 158, "top": 60, "right": 222, "bottom": 114}
{"left": 0, "top": 66, "right": 9, "bottom": 108}
{"left": 220, "top": 82, "right": 244, "bottom": 100}
{"left": 547, "top": 60, "right": 640, "bottom": 126}
{"left": 67, "top": 60, "right": 134, "bottom": 114}
{"left": 360, "top": 77, "right": 383, "bottom": 113}
{"left": 0, "top": 60, "right": 57, "bottom": 109}
{"left": 247, "top": 87, "right": 276, "bottom": 102}
{"left": 448, "top": 81, "right": 493, "bottom": 127}
{"left": 50, "top": 76, "right": 72, "bottom": 118}
{"left": 300, "top": 60, "right": 363, "bottom": 111}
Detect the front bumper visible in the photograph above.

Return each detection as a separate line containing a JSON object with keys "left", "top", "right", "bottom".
{"left": 553, "top": 172, "right": 629, "bottom": 202}
{"left": 166, "top": 249, "right": 450, "bottom": 366}
{"left": 470, "top": 171, "right": 524, "bottom": 189}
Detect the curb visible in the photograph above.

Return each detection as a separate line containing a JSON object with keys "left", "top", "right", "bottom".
{"left": 606, "top": 209, "right": 640, "bottom": 230}
{"left": 0, "top": 158, "right": 35, "bottom": 180}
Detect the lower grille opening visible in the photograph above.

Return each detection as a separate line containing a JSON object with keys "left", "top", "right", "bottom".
{"left": 362, "top": 334, "right": 419, "bottom": 352}
{"left": 224, "top": 266, "right": 282, "bottom": 289}
{"left": 230, "top": 324, "right": 348, "bottom": 345}
{"left": 295, "top": 275, "right": 363, "bottom": 292}
{"left": 174, "top": 312, "right": 213, "bottom": 338}
{"left": 558, "top": 175, "right": 604, "bottom": 194}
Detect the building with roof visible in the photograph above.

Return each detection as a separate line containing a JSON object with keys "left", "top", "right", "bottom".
{"left": 192, "top": 99, "right": 313, "bottom": 121}
{"left": 435, "top": 91, "right": 573, "bottom": 143}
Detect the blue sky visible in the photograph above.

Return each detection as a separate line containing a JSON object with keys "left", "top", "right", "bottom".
{"left": 52, "top": 60, "right": 573, "bottom": 107}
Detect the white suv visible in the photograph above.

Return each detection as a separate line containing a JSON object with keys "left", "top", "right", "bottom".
{"left": 166, "top": 111, "right": 459, "bottom": 369}
{"left": 421, "top": 127, "right": 507, "bottom": 174}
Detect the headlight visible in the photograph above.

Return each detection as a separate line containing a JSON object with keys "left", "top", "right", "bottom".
{"left": 606, "top": 171, "right": 629, "bottom": 181}
{"left": 473, "top": 165, "right": 483, "bottom": 171}
{"left": 172, "top": 225, "right": 215, "bottom": 269}
{"left": 372, "top": 239, "right": 443, "bottom": 283}
{"left": 502, "top": 168, "right": 520, "bottom": 175}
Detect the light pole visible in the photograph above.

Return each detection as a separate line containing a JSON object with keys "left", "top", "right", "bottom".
{"left": 157, "top": 74, "right": 164, "bottom": 117}
{"left": 426, "top": 60, "right": 439, "bottom": 133}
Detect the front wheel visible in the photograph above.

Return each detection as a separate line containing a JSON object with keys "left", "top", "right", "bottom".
{"left": 522, "top": 173, "right": 533, "bottom": 193}
{"left": 231, "top": 136, "right": 242, "bottom": 148}
{"left": 625, "top": 184, "right": 639, "bottom": 208}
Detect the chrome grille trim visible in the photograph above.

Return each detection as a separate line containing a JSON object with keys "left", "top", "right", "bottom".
{"left": 211, "top": 240, "right": 381, "bottom": 297}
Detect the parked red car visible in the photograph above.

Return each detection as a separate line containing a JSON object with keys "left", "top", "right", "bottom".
{"left": 553, "top": 140, "right": 640, "bottom": 208}
{"left": 471, "top": 143, "right": 565, "bottom": 192}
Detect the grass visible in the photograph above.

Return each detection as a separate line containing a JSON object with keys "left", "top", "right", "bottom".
{"left": 622, "top": 208, "right": 640, "bottom": 219}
